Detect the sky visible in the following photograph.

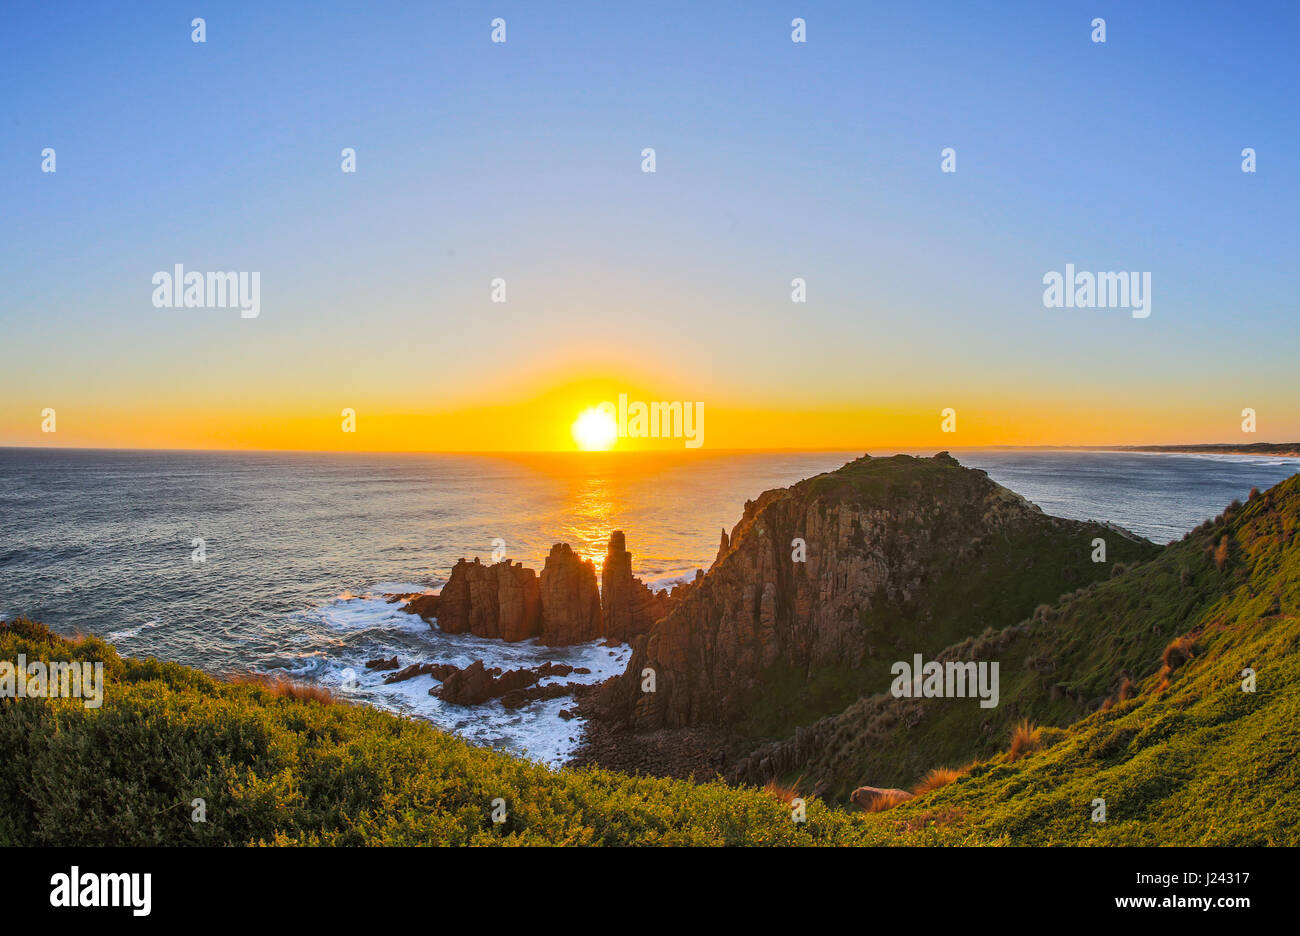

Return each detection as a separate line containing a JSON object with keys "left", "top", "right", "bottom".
{"left": 1, "top": 0, "right": 1297, "bottom": 451}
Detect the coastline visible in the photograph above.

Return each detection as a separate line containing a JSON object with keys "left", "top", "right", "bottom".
{"left": 1098, "top": 443, "right": 1300, "bottom": 457}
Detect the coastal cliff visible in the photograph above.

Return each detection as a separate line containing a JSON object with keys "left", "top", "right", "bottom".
{"left": 593, "top": 452, "right": 1159, "bottom": 733}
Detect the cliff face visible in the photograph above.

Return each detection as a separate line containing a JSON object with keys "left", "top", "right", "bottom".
{"left": 538, "top": 543, "right": 603, "bottom": 645}
{"left": 435, "top": 558, "right": 541, "bottom": 642}
{"left": 600, "top": 452, "right": 1158, "bottom": 731}
{"left": 601, "top": 531, "right": 671, "bottom": 643}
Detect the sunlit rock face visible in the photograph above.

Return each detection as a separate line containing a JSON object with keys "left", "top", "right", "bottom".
{"left": 538, "top": 543, "right": 603, "bottom": 646}
{"left": 601, "top": 531, "right": 671, "bottom": 644}
{"left": 435, "top": 558, "right": 541, "bottom": 642}
{"left": 414, "top": 536, "right": 674, "bottom": 647}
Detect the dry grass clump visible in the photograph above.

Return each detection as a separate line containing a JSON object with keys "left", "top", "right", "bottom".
{"left": 763, "top": 777, "right": 803, "bottom": 804}
{"left": 864, "top": 789, "right": 914, "bottom": 813}
{"left": 1214, "top": 535, "right": 1230, "bottom": 571}
{"left": 229, "top": 673, "right": 337, "bottom": 704}
{"left": 912, "top": 764, "right": 971, "bottom": 797}
{"left": 1007, "top": 719, "right": 1044, "bottom": 762}
{"left": 1155, "top": 636, "right": 1198, "bottom": 690}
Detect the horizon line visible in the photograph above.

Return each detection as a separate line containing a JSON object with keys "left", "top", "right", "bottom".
{"left": 3, "top": 442, "right": 1298, "bottom": 456}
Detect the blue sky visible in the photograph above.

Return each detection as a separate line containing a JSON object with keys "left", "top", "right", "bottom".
{"left": 1, "top": 1, "right": 1297, "bottom": 448}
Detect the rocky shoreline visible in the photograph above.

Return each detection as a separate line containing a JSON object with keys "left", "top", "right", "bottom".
{"left": 364, "top": 654, "right": 594, "bottom": 709}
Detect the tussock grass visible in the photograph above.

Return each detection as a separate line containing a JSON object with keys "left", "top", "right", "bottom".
{"left": 864, "top": 790, "right": 914, "bottom": 813}
{"left": 912, "top": 765, "right": 970, "bottom": 797}
{"left": 1007, "top": 720, "right": 1044, "bottom": 762}
{"left": 228, "top": 672, "right": 338, "bottom": 705}
{"left": 763, "top": 777, "right": 803, "bottom": 804}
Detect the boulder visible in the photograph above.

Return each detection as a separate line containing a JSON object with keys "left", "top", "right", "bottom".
{"left": 402, "top": 593, "right": 441, "bottom": 621}
{"left": 849, "top": 786, "right": 914, "bottom": 811}
{"left": 434, "top": 659, "right": 496, "bottom": 705}
{"left": 384, "top": 661, "right": 461, "bottom": 684}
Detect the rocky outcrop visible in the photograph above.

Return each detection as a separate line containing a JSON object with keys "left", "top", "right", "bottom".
{"left": 383, "top": 661, "right": 460, "bottom": 684}
{"left": 538, "top": 544, "right": 603, "bottom": 645}
{"left": 601, "top": 531, "right": 671, "bottom": 643}
{"left": 597, "top": 452, "right": 1153, "bottom": 731}
{"left": 714, "top": 529, "right": 730, "bottom": 567}
{"left": 364, "top": 656, "right": 399, "bottom": 671}
{"left": 431, "top": 658, "right": 585, "bottom": 708}
{"left": 402, "top": 535, "right": 678, "bottom": 647}
{"left": 849, "top": 786, "right": 913, "bottom": 810}
{"left": 434, "top": 660, "right": 500, "bottom": 705}
{"left": 435, "top": 660, "right": 534, "bottom": 705}
{"left": 500, "top": 682, "right": 582, "bottom": 709}
{"left": 433, "top": 558, "right": 541, "bottom": 642}
{"left": 402, "top": 593, "right": 441, "bottom": 621}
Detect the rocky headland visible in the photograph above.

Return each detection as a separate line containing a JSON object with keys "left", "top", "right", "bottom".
{"left": 571, "top": 452, "right": 1160, "bottom": 785}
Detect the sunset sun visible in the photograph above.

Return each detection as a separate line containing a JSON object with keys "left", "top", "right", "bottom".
{"left": 571, "top": 406, "right": 618, "bottom": 451}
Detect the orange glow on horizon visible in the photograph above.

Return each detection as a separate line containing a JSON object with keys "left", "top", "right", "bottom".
{"left": 4, "top": 371, "right": 1297, "bottom": 453}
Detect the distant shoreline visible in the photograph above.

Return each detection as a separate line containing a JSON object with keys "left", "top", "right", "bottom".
{"left": 1097, "top": 443, "right": 1300, "bottom": 457}
{"left": 2, "top": 443, "right": 1299, "bottom": 457}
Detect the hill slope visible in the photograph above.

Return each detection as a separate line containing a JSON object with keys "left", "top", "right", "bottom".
{"left": 0, "top": 618, "right": 926, "bottom": 846}
{"left": 731, "top": 475, "right": 1300, "bottom": 841}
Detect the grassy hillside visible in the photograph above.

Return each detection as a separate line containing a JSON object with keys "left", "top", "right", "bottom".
{"left": 736, "top": 476, "right": 1300, "bottom": 843}
{"left": 2, "top": 474, "right": 1295, "bottom": 846}
{"left": 0, "top": 618, "right": 937, "bottom": 846}
{"left": 888, "top": 599, "right": 1300, "bottom": 844}
{"left": 875, "top": 476, "right": 1300, "bottom": 844}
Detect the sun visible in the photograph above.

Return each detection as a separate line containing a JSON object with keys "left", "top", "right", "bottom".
{"left": 571, "top": 406, "right": 618, "bottom": 451}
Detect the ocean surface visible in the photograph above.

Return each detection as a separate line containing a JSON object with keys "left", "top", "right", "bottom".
{"left": 2, "top": 447, "right": 1297, "bottom": 764}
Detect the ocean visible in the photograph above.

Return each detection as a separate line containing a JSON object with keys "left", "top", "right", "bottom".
{"left": 2, "top": 446, "right": 1296, "bottom": 764}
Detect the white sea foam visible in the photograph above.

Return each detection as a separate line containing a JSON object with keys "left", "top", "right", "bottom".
{"left": 642, "top": 569, "right": 701, "bottom": 593}
{"left": 106, "top": 620, "right": 164, "bottom": 641}
{"left": 282, "top": 588, "right": 632, "bottom": 766}
{"left": 370, "top": 581, "right": 436, "bottom": 595}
